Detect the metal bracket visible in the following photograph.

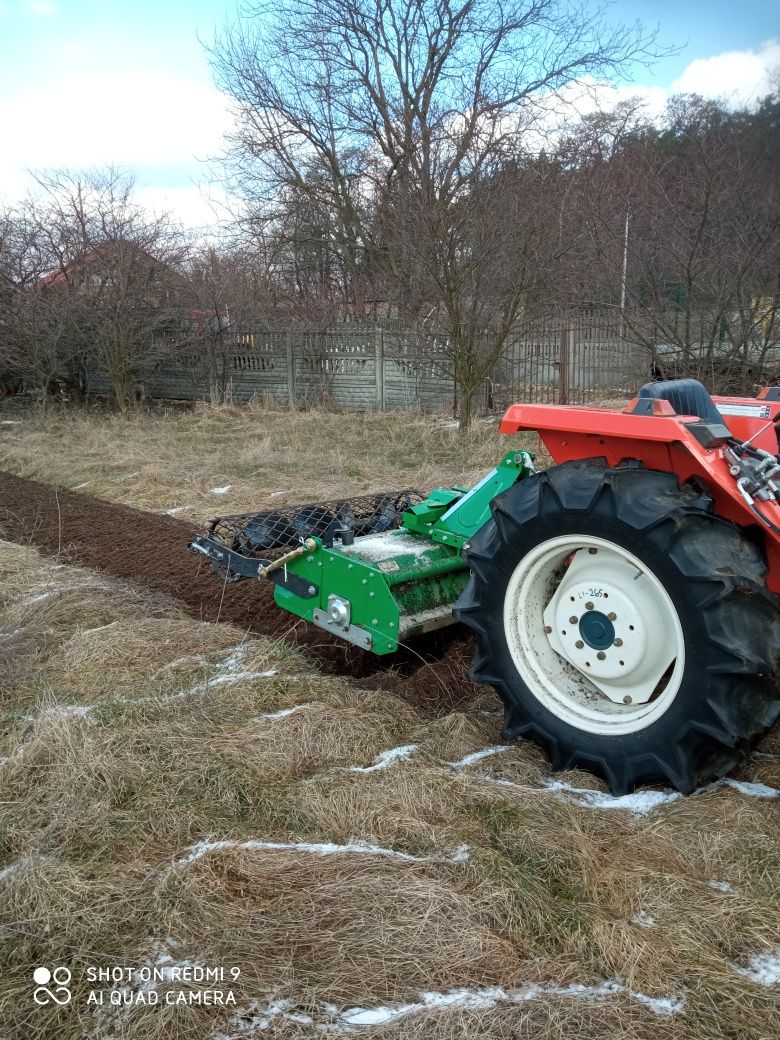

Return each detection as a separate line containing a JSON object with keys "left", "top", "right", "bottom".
{"left": 189, "top": 536, "right": 318, "bottom": 598}
{"left": 312, "top": 608, "right": 373, "bottom": 651}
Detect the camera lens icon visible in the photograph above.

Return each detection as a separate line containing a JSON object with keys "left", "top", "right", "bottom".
{"left": 33, "top": 966, "right": 72, "bottom": 1005}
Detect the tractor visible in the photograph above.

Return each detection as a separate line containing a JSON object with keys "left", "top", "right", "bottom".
{"left": 190, "top": 379, "right": 780, "bottom": 795}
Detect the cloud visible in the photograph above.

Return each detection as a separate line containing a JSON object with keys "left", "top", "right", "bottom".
{"left": 0, "top": 71, "right": 232, "bottom": 170}
{"left": 0, "top": 62, "right": 234, "bottom": 228}
{"left": 26, "top": 0, "right": 57, "bottom": 14}
{"left": 670, "top": 39, "right": 780, "bottom": 106}
{"left": 0, "top": 38, "right": 777, "bottom": 227}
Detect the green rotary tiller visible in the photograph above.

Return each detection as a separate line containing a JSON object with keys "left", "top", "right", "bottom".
{"left": 189, "top": 449, "right": 533, "bottom": 653}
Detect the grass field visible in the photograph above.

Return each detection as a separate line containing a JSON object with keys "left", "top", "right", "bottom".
{"left": 1, "top": 400, "right": 780, "bottom": 1039}
{"left": 0, "top": 400, "right": 516, "bottom": 522}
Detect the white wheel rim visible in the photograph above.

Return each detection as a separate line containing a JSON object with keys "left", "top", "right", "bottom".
{"left": 502, "top": 534, "right": 685, "bottom": 735}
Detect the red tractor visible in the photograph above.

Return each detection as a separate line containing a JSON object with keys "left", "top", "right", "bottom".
{"left": 192, "top": 379, "right": 780, "bottom": 794}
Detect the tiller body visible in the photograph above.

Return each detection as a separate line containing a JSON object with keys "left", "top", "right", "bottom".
{"left": 190, "top": 452, "right": 533, "bottom": 653}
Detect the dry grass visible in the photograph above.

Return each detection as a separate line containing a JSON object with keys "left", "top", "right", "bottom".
{"left": 1, "top": 543, "right": 779, "bottom": 1039}
{"left": 0, "top": 400, "right": 528, "bottom": 521}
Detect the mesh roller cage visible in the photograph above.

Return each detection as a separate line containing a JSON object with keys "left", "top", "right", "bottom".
{"left": 207, "top": 489, "right": 424, "bottom": 557}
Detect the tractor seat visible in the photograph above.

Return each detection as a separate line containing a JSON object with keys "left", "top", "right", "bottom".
{"left": 638, "top": 378, "right": 723, "bottom": 426}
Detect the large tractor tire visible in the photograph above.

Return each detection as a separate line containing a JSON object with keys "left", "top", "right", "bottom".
{"left": 454, "top": 459, "right": 780, "bottom": 794}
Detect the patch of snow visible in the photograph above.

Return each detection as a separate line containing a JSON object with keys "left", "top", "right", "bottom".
{"left": 38, "top": 704, "right": 93, "bottom": 721}
{"left": 173, "top": 837, "right": 470, "bottom": 870}
{"left": 22, "top": 589, "right": 58, "bottom": 604}
{"left": 719, "top": 778, "right": 779, "bottom": 799}
{"left": 138, "top": 939, "right": 201, "bottom": 994}
{"left": 0, "top": 744, "right": 27, "bottom": 767}
{"left": 449, "top": 746, "right": 513, "bottom": 769}
{"left": 210, "top": 485, "right": 232, "bottom": 495}
{"left": 204, "top": 669, "right": 279, "bottom": 689}
{"left": 341, "top": 530, "right": 438, "bottom": 563}
{"left": 256, "top": 704, "right": 310, "bottom": 721}
{"left": 0, "top": 419, "right": 21, "bottom": 425}
{"left": 79, "top": 621, "right": 117, "bottom": 636}
{"left": 164, "top": 506, "right": 189, "bottom": 516}
{"left": 219, "top": 979, "right": 683, "bottom": 1035}
{"left": 0, "top": 852, "right": 39, "bottom": 882}
{"left": 545, "top": 780, "right": 683, "bottom": 816}
{"left": 269, "top": 491, "right": 285, "bottom": 497}
{"left": 71, "top": 481, "right": 91, "bottom": 490}
{"left": 731, "top": 948, "right": 780, "bottom": 987}
{"left": 115, "top": 472, "right": 139, "bottom": 482}
{"left": 0, "top": 860, "right": 24, "bottom": 882}
{"left": 632, "top": 911, "right": 655, "bottom": 928}
{"left": 160, "top": 654, "right": 208, "bottom": 672}
{"left": 708, "top": 880, "right": 736, "bottom": 893}
{"left": 347, "top": 744, "right": 419, "bottom": 773}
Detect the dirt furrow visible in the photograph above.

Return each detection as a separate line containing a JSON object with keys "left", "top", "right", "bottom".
{"left": 0, "top": 471, "right": 477, "bottom": 714}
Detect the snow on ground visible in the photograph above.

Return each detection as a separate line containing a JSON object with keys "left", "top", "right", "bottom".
{"left": 255, "top": 704, "right": 312, "bottom": 721}
{"left": 632, "top": 911, "right": 655, "bottom": 928}
{"left": 719, "top": 778, "right": 780, "bottom": 799}
{"left": 543, "top": 781, "right": 683, "bottom": 815}
{"left": 731, "top": 949, "right": 780, "bottom": 987}
{"left": 172, "top": 838, "right": 470, "bottom": 870}
{"left": 164, "top": 506, "right": 190, "bottom": 515}
{"left": 79, "top": 621, "right": 118, "bottom": 636}
{"left": 448, "top": 746, "right": 513, "bottom": 768}
{"left": 215, "top": 979, "right": 684, "bottom": 1036}
{"left": 0, "top": 852, "right": 41, "bottom": 882}
{"left": 708, "top": 880, "right": 736, "bottom": 893}
{"left": 210, "top": 485, "right": 232, "bottom": 495}
{"left": 346, "top": 745, "right": 419, "bottom": 774}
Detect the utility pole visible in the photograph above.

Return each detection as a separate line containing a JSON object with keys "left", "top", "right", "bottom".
{"left": 619, "top": 209, "right": 630, "bottom": 339}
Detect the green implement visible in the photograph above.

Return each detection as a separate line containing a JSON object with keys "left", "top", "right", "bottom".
{"left": 190, "top": 449, "right": 534, "bottom": 654}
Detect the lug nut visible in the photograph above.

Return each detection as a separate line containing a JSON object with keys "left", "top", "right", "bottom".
{"left": 597, "top": 651, "right": 606, "bottom": 660}
{"left": 586, "top": 602, "right": 594, "bottom": 610}
{"left": 607, "top": 612, "right": 617, "bottom": 621}
{"left": 544, "top": 625, "right": 552, "bottom": 634}
{"left": 575, "top": 639, "right": 584, "bottom": 649}
{"left": 613, "top": 637, "right": 623, "bottom": 647}
{"left": 569, "top": 615, "right": 578, "bottom": 624}
{"left": 588, "top": 547, "right": 597, "bottom": 554}
{"left": 623, "top": 695, "right": 633, "bottom": 704}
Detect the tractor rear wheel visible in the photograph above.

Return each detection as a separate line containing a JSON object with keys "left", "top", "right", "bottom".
{"left": 454, "top": 460, "right": 780, "bottom": 794}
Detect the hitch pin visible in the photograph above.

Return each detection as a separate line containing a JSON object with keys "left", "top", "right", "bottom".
{"left": 257, "top": 538, "right": 317, "bottom": 581}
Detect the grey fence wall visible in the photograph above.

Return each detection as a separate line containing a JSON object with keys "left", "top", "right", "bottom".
{"left": 86, "top": 317, "right": 651, "bottom": 412}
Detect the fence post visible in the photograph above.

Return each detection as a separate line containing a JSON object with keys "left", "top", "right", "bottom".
{"left": 558, "top": 325, "right": 570, "bottom": 405}
{"left": 285, "top": 329, "right": 296, "bottom": 408}
{"left": 375, "top": 327, "right": 386, "bottom": 411}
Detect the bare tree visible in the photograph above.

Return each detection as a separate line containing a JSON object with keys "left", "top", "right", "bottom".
{"left": 184, "top": 244, "right": 278, "bottom": 403}
{"left": 568, "top": 93, "right": 780, "bottom": 392}
{"left": 23, "top": 168, "right": 188, "bottom": 412}
{"left": 211, "top": 0, "right": 659, "bottom": 426}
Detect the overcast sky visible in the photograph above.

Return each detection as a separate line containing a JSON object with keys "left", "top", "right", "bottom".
{"left": 0, "top": 0, "right": 777, "bottom": 230}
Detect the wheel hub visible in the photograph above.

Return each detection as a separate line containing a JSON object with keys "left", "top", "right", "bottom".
{"left": 578, "top": 610, "right": 615, "bottom": 650}
{"left": 541, "top": 544, "right": 678, "bottom": 706}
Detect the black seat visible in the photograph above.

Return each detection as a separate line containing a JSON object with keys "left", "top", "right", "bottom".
{"left": 638, "top": 378, "right": 723, "bottom": 425}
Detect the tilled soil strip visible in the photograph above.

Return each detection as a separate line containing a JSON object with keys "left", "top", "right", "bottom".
{"left": 0, "top": 471, "right": 477, "bottom": 713}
